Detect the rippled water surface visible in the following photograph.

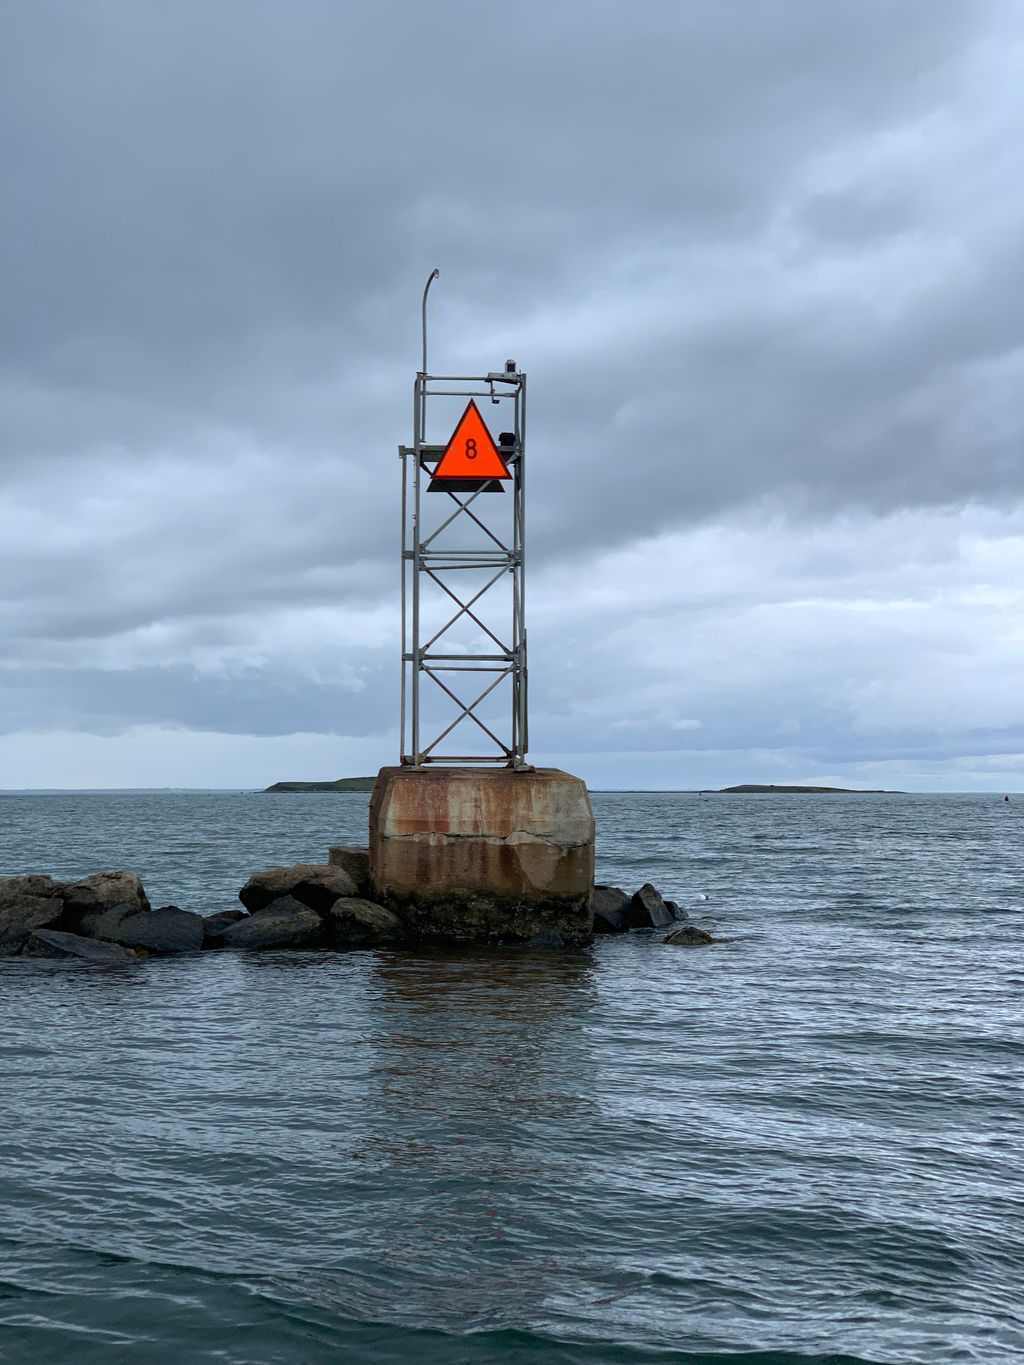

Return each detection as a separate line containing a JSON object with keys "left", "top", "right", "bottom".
{"left": 1, "top": 791, "right": 1022, "bottom": 1364}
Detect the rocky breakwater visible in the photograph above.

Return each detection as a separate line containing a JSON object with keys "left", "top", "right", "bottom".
{"left": 228, "top": 855, "right": 718, "bottom": 950}
{"left": 228, "top": 857, "right": 403, "bottom": 950}
{"left": 592, "top": 881, "right": 715, "bottom": 946}
{"left": 0, "top": 871, "right": 202, "bottom": 961}
{"left": 1, "top": 853, "right": 719, "bottom": 960}
{"left": 0, "top": 860, "right": 403, "bottom": 960}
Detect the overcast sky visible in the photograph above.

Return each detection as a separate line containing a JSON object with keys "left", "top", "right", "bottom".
{"left": 2, "top": 0, "right": 1022, "bottom": 791}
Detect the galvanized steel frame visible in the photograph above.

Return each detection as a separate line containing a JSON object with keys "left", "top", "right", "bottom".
{"left": 399, "top": 365, "right": 527, "bottom": 767}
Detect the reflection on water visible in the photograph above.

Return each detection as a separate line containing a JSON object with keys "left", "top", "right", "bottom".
{"left": 291, "top": 951, "right": 603, "bottom": 1328}
{"left": 370, "top": 949, "right": 599, "bottom": 1126}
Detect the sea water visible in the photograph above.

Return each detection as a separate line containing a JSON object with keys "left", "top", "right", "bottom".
{"left": 0, "top": 791, "right": 1022, "bottom": 1364}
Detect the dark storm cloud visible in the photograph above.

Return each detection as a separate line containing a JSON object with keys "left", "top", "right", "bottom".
{"left": 1, "top": 0, "right": 1022, "bottom": 780}
{"left": 2, "top": 1, "right": 995, "bottom": 446}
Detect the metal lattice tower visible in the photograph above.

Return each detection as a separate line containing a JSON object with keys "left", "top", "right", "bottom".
{"left": 399, "top": 276, "right": 527, "bottom": 767}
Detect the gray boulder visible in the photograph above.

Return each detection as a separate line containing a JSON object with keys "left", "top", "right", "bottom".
{"left": 61, "top": 871, "right": 151, "bottom": 933}
{"left": 0, "top": 874, "right": 66, "bottom": 906}
{"left": 97, "top": 905, "right": 205, "bottom": 954}
{"left": 80, "top": 904, "right": 137, "bottom": 940}
{"left": 663, "top": 924, "right": 714, "bottom": 947}
{"left": 201, "top": 909, "right": 248, "bottom": 946}
{"left": 327, "top": 846, "right": 371, "bottom": 894}
{"left": 323, "top": 897, "right": 402, "bottom": 947}
{"left": 222, "top": 896, "right": 323, "bottom": 950}
{"left": 625, "top": 883, "right": 675, "bottom": 929}
{"left": 0, "top": 894, "right": 64, "bottom": 955}
{"left": 665, "top": 900, "right": 688, "bottom": 921}
{"left": 24, "top": 929, "right": 137, "bottom": 962}
{"left": 592, "top": 885, "right": 630, "bottom": 933}
{"left": 239, "top": 864, "right": 358, "bottom": 914}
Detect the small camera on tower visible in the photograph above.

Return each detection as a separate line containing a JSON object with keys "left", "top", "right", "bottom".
{"left": 505, "top": 359, "right": 517, "bottom": 375}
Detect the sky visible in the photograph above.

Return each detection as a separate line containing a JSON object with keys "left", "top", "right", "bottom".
{"left": 1, "top": 0, "right": 1022, "bottom": 792}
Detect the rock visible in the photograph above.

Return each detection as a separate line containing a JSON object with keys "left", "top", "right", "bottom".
{"left": 327, "top": 845, "right": 371, "bottom": 893}
{"left": 23, "top": 929, "right": 137, "bottom": 962}
{"left": 0, "top": 895, "right": 64, "bottom": 955}
{"left": 61, "top": 871, "right": 151, "bottom": 933}
{"left": 323, "top": 897, "right": 403, "bottom": 947}
{"left": 78, "top": 904, "right": 137, "bottom": 939}
{"left": 625, "top": 883, "right": 675, "bottom": 929}
{"left": 239, "top": 864, "right": 358, "bottom": 915}
{"left": 288, "top": 865, "right": 360, "bottom": 911}
{"left": 201, "top": 909, "right": 248, "bottom": 946}
{"left": 0, "top": 874, "right": 66, "bottom": 907}
{"left": 527, "top": 928, "right": 565, "bottom": 948}
{"left": 592, "top": 885, "right": 630, "bottom": 933}
{"left": 665, "top": 900, "right": 688, "bottom": 921}
{"left": 663, "top": 924, "right": 714, "bottom": 947}
{"left": 97, "top": 906, "right": 205, "bottom": 954}
{"left": 222, "top": 897, "right": 323, "bottom": 950}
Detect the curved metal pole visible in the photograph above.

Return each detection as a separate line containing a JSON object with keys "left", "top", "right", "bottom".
{"left": 421, "top": 268, "right": 439, "bottom": 375}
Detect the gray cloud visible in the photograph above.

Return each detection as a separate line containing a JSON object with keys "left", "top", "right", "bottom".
{"left": 1, "top": 0, "right": 1022, "bottom": 786}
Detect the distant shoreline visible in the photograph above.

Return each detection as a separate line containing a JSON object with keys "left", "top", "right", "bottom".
{"left": 0, "top": 786, "right": 1006, "bottom": 796}
{"left": 262, "top": 777, "right": 377, "bottom": 793}
{"left": 257, "top": 778, "right": 905, "bottom": 796}
{"left": 590, "top": 785, "right": 905, "bottom": 795}
{"left": 715, "top": 783, "right": 904, "bottom": 794}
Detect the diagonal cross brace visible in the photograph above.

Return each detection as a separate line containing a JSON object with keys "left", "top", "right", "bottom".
{"left": 420, "top": 666, "right": 513, "bottom": 758}
{"left": 420, "top": 476, "right": 511, "bottom": 555}
{"left": 421, "top": 564, "right": 511, "bottom": 655}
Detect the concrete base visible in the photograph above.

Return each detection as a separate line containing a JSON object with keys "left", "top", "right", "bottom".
{"left": 368, "top": 766, "right": 595, "bottom": 945}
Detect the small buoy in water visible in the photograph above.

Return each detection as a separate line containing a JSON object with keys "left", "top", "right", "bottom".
{"left": 1005, "top": 795, "right": 1010, "bottom": 802}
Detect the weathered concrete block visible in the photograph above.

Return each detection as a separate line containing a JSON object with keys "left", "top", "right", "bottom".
{"left": 369, "top": 766, "right": 595, "bottom": 945}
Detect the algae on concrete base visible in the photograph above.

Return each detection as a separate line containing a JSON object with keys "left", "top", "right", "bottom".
{"left": 369, "top": 766, "right": 596, "bottom": 945}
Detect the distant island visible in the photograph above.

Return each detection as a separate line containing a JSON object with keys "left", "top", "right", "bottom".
{"left": 263, "top": 777, "right": 377, "bottom": 793}
{"left": 263, "top": 778, "right": 904, "bottom": 796}
{"left": 717, "top": 784, "right": 902, "bottom": 794}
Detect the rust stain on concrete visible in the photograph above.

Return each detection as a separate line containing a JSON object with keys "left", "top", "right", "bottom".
{"left": 369, "top": 767, "right": 595, "bottom": 903}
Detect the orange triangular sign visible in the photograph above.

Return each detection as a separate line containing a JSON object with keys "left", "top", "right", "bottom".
{"left": 433, "top": 400, "right": 511, "bottom": 479}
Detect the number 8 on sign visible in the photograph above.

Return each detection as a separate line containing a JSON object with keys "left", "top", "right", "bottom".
{"left": 433, "top": 400, "right": 511, "bottom": 480}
